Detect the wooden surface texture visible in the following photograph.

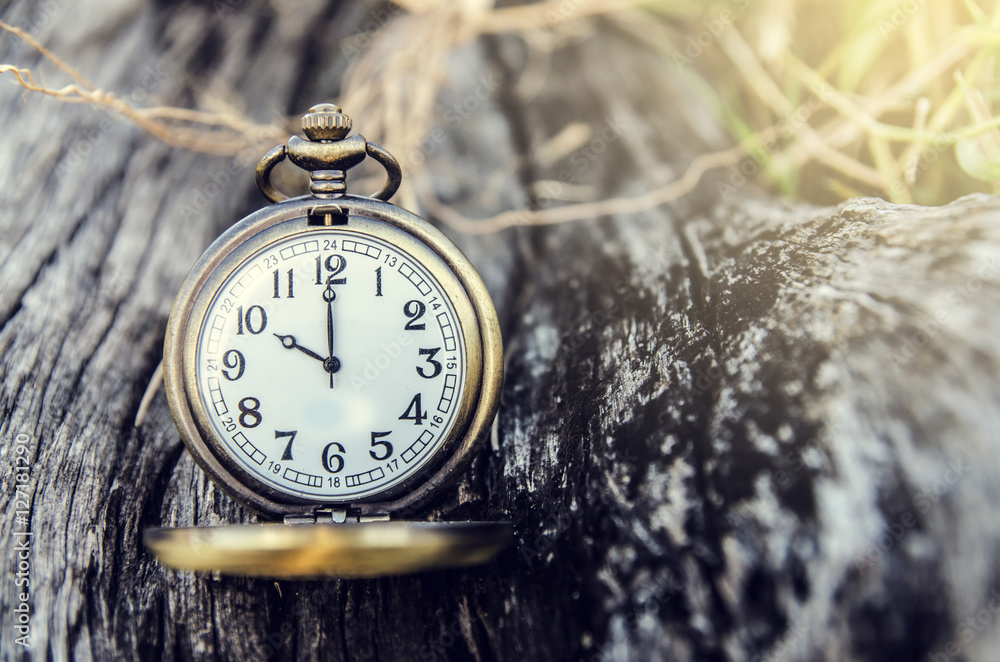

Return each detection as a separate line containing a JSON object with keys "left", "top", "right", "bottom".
{"left": 2, "top": 1, "right": 1000, "bottom": 660}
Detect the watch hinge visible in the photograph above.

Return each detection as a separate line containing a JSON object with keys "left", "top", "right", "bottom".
{"left": 315, "top": 507, "right": 349, "bottom": 523}
{"left": 283, "top": 514, "right": 319, "bottom": 525}
{"left": 307, "top": 204, "right": 348, "bottom": 226}
{"left": 284, "top": 507, "right": 390, "bottom": 525}
{"left": 358, "top": 513, "right": 391, "bottom": 523}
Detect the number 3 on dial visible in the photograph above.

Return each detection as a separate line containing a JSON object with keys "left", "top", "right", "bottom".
{"left": 417, "top": 348, "right": 441, "bottom": 378}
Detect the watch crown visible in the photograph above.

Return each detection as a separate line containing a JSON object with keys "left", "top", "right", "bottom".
{"left": 301, "top": 104, "right": 352, "bottom": 142}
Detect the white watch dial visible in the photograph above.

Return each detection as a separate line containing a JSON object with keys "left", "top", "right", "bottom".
{"left": 193, "top": 228, "right": 468, "bottom": 500}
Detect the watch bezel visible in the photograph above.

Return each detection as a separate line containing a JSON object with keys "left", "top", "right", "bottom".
{"left": 163, "top": 195, "right": 503, "bottom": 518}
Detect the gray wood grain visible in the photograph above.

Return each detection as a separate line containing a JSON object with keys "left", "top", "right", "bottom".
{"left": 2, "top": 1, "right": 1000, "bottom": 660}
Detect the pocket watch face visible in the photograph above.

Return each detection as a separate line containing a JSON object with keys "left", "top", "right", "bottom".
{"left": 178, "top": 213, "right": 483, "bottom": 506}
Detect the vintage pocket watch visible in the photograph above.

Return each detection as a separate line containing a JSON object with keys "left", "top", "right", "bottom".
{"left": 145, "top": 104, "right": 508, "bottom": 578}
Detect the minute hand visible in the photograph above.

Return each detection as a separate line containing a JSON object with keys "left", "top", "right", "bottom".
{"left": 323, "top": 287, "right": 341, "bottom": 387}
{"left": 327, "top": 297, "right": 335, "bottom": 361}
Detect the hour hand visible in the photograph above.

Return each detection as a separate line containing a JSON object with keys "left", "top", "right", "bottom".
{"left": 273, "top": 334, "right": 326, "bottom": 363}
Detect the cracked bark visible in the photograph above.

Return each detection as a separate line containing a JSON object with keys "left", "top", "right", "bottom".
{"left": 2, "top": 1, "right": 1000, "bottom": 661}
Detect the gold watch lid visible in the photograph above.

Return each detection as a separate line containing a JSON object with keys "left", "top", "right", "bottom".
{"left": 144, "top": 521, "right": 512, "bottom": 579}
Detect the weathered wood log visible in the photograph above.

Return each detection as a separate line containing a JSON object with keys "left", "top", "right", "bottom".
{"left": 2, "top": 1, "right": 1000, "bottom": 660}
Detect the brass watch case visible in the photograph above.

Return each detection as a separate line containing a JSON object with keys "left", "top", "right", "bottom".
{"left": 162, "top": 194, "right": 504, "bottom": 519}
